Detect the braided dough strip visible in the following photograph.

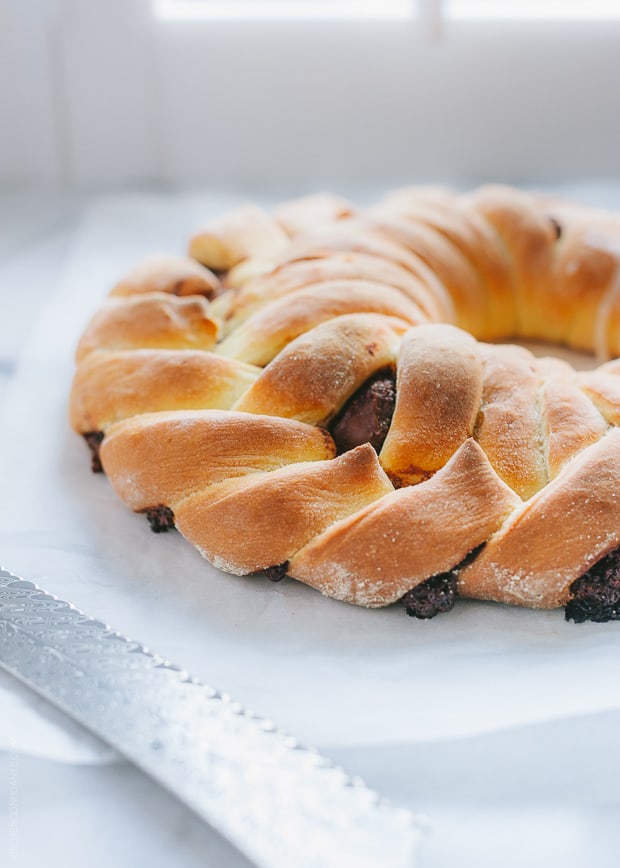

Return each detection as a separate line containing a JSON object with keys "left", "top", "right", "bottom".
{"left": 379, "top": 324, "right": 483, "bottom": 486}
{"left": 100, "top": 410, "right": 337, "bottom": 510}
{"left": 174, "top": 444, "right": 393, "bottom": 576}
{"left": 458, "top": 429, "right": 620, "bottom": 609}
{"left": 75, "top": 294, "right": 219, "bottom": 361}
{"left": 232, "top": 314, "right": 408, "bottom": 425}
{"left": 216, "top": 280, "right": 427, "bottom": 365}
{"left": 288, "top": 439, "right": 519, "bottom": 607}
{"left": 216, "top": 253, "right": 446, "bottom": 336}
{"left": 109, "top": 254, "right": 221, "bottom": 300}
{"left": 189, "top": 204, "right": 289, "bottom": 270}
{"left": 70, "top": 350, "right": 259, "bottom": 432}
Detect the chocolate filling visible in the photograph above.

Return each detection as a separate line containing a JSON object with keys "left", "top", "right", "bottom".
{"left": 330, "top": 367, "right": 396, "bottom": 454}
{"left": 145, "top": 505, "right": 175, "bottom": 533}
{"left": 565, "top": 547, "right": 620, "bottom": 623}
{"left": 261, "top": 561, "right": 289, "bottom": 582}
{"left": 401, "top": 545, "right": 484, "bottom": 619}
{"left": 403, "top": 574, "right": 458, "bottom": 619}
{"left": 83, "top": 431, "right": 104, "bottom": 473}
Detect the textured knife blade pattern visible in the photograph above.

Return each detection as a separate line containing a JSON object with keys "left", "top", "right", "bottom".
{"left": 0, "top": 568, "right": 421, "bottom": 868}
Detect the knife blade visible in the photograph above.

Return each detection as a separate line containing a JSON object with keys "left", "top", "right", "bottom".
{"left": 0, "top": 567, "right": 421, "bottom": 868}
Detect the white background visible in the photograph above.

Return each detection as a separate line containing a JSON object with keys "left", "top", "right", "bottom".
{"left": 2, "top": 0, "right": 620, "bottom": 193}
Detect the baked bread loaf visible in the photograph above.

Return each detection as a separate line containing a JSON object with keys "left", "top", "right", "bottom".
{"left": 70, "top": 185, "right": 620, "bottom": 622}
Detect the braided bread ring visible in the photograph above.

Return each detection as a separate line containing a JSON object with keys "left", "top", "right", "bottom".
{"left": 70, "top": 185, "right": 620, "bottom": 621}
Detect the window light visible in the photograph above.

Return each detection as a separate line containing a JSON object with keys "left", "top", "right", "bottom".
{"left": 153, "top": 0, "right": 414, "bottom": 22}
{"left": 446, "top": 0, "right": 620, "bottom": 21}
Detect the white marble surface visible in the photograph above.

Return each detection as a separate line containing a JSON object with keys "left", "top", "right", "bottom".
{"left": 3, "top": 185, "right": 620, "bottom": 867}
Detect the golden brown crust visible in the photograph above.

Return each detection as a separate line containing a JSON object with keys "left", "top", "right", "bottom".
{"left": 540, "top": 200, "right": 620, "bottom": 356}
{"left": 75, "top": 294, "right": 219, "bottom": 361}
{"left": 100, "top": 410, "right": 336, "bottom": 511}
{"left": 70, "top": 350, "right": 259, "bottom": 432}
{"left": 373, "top": 191, "right": 516, "bottom": 339}
{"left": 363, "top": 213, "right": 490, "bottom": 337}
{"left": 379, "top": 324, "right": 483, "bottom": 485}
{"left": 174, "top": 445, "right": 393, "bottom": 575}
{"left": 216, "top": 280, "right": 427, "bottom": 366}
{"left": 189, "top": 204, "right": 289, "bottom": 270}
{"left": 109, "top": 254, "right": 221, "bottom": 299}
{"left": 288, "top": 440, "right": 519, "bottom": 606}
{"left": 537, "top": 357, "right": 608, "bottom": 478}
{"left": 279, "top": 220, "right": 457, "bottom": 320}
{"left": 579, "top": 361, "right": 620, "bottom": 425}
{"left": 458, "top": 429, "right": 620, "bottom": 608}
{"left": 273, "top": 193, "right": 354, "bottom": 236}
{"left": 464, "top": 185, "right": 558, "bottom": 339}
{"left": 224, "top": 257, "right": 279, "bottom": 290}
{"left": 219, "top": 252, "right": 445, "bottom": 337}
{"left": 69, "top": 185, "right": 620, "bottom": 613}
{"left": 474, "top": 343, "right": 546, "bottom": 500}
{"left": 233, "top": 313, "right": 408, "bottom": 425}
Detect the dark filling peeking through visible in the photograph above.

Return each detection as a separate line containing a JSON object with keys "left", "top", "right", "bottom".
{"left": 145, "top": 505, "right": 176, "bottom": 533}
{"left": 403, "top": 574, "right": 458, "bottom": 619}
{"left": 401, "top": 545, "right": 484, "bottom": 620}
{"left": 565, "top": 547, "right": 620, "bottom": 623}
{"left": 329, "top": 367, "right": 396, "bottom": 454}
{"left": 260, "top": 561, "right": 289, "bottom": 582}
{"left": 83, "top": 431, "right": 104, "bottom": 473}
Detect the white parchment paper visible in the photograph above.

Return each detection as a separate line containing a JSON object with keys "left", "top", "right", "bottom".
{"left": 4, "top": 192, "right": 620, "bottom": 766}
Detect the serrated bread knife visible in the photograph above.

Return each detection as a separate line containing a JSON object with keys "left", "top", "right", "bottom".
{"left": 0, "top": 567, "right": 421, "bottom": 868}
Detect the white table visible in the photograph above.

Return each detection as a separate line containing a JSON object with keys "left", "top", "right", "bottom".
{"left": 3, "top": 187, "right": 620, "bottom": 868}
